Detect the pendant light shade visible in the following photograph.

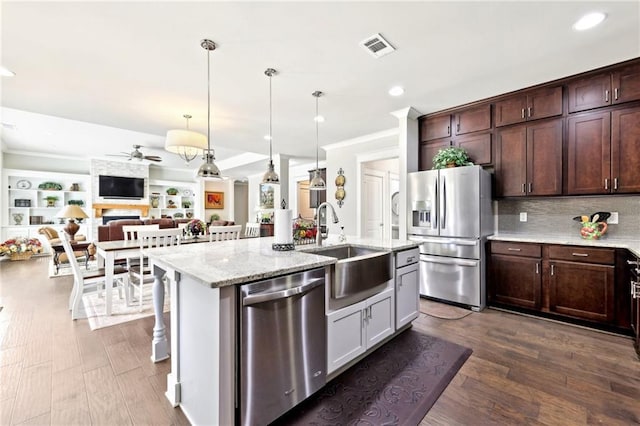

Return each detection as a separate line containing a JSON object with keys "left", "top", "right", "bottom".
{"left": 165, "top": 114, "right": 207, "bottom": 164}
{"left": 262, "top": 68, "right": 280, "bottom": 184}
{"left": 197, "top": 38, "right": 222, "bottom": 180}
{"left": 309, "top": 90, "right": 326, "bottom": 191}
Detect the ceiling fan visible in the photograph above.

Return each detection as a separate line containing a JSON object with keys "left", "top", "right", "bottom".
{"left": 108, "top": 145, "right": 162, "bottom": 162}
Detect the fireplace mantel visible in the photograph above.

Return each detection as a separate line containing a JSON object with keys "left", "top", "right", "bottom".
{"left": 93, "top": 203, "right": 149, "bottom": 218}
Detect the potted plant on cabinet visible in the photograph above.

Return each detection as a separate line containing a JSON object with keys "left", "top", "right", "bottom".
{"left": 432, "top": 146, "right": 473, "bottom": 169}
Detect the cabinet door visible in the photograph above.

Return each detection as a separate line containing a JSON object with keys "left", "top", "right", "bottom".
{"left": 419, "top": 138, "right": 450, "bottom": 171}
{"left": 420, "top": 115, "right": 451, "bottom": 141}
{"left": 611, "top": 107, "right": 640, "bottom": 193}
{"left": 494, "top": 95, "right": 527, "bottom": 127}
{"left": 454, "top": 104, "right": 491, "bottom": 136}
{"left": 612, "top": 63, "right": 640, "bottom": 105}
{"left": 496, "top": 125, "right": 527, "bottom": 197}
{"left": 396, "top": 263, "right": 419, "bottom": 329}
{"left": 526, "top": 119, "right": 562, "bottom": 196}
{"left": 326, "top": 301, "right": 367, "bottom": 374}
{"left": 365, "top": 288, "right": 395, "bottom": 348}
{"left": 527, "top": 86, "right": 562, "bottom": 121}
{"left": 566, "top": 112, "right": 611, "bottom": 195}
{"left": 456, "top": 133, "right": 492, "bottom": 166}
{"left": 549, "top": 261, "right": 615, "bottom": 323}
{"left": 568, "top": 73, "right": 611, "bottom": 113}
{"left": 488, "top": 254, "right": 541, "bottom": 309}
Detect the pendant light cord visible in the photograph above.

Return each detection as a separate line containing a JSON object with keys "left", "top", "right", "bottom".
{"left": 315, "top": 95, "right": 319, "bottom": 170}
{"left": 207, "top": 46, "right": 211, "bottom": 152}
{"left": 269, "top": 72, "right": 273, "bottom": 162}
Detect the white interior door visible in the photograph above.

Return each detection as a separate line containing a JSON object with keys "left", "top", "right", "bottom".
{"left": 362, "top": 168, "right": 384, "bottom": 239}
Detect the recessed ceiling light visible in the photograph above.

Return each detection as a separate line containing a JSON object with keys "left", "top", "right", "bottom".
{"left": 389, "top": 86, "right": 404, "bottom": 96}
{"left": 573, "top": 12, "right": 607, "bottom": 31}
{"left": 314, "top": 115, "right": 325, "bottom": 123}
{"left": 0, "top": 66, "right": 16, "bottom": 77}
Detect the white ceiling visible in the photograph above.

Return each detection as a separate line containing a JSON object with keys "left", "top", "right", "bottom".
{"left": 1, "top": 1, "right": 639, "bottom": 178}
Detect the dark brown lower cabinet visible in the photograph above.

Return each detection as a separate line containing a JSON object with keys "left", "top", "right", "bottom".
{"left": 489, "top": 254, "right": 541, "bottom": 310}
{"left": 548, "top": 260, "right": 614, "bottom": 322}
{"left": 488, "top": 242, "right": 631, "bottom": 333}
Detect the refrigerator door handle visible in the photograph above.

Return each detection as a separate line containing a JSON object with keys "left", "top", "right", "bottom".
{"left": 420, "top": 255, "right": 478, "bottom": 267}
{"left": 441, "top": 176, "right": 446, "bottom": 229}
{"left": 433, "top": 177, "right": 438, "bottom": 229}
{"left": 409, "top": 236, "right": 478, "bottom": 246}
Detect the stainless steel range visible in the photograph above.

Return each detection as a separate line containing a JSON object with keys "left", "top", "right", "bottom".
{"left": 408, "top": 166, "right": 494, "bottom": 311}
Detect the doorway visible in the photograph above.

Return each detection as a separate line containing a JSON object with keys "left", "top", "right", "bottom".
{"left": 360, "top": 157, "right": 399, "bottom": 240}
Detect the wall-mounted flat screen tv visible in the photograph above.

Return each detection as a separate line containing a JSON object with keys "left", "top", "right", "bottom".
{"left": 99, "top": 175, "right": 145, "bottom": 199}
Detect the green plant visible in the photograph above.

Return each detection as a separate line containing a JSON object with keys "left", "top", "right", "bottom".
{"left": 432, "top": 146, "right": 473, "bottom": 169}
{"left": 67, "top": 200, "right": 84, "bottom": 206}
{"left": 44, "top": 195, "right": 59, "bottom": 202}
{"left": 210, "top": 213, "right": 220, "bottom": 222}
{"left": 166, "top": 187, "right": 178, "bottom": 195}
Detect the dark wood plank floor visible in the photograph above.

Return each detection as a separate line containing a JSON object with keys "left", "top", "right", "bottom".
{"left": 1, "top": 256, "right": 639, "bottom": 425}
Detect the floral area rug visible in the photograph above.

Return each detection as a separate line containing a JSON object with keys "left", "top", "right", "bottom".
{"left": 81, "top": 284, "right": 169, "bottom": 330}
{"left": 274, "top": 329, "right": 472, "bottom": 425}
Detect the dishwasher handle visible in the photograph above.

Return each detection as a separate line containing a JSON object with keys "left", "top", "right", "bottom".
{"left": 243, "top": 277, "right": 324, "bottom": 306}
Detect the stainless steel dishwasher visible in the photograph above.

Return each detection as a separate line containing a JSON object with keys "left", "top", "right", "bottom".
{"left": 239, "top": 267, "right": 326, "bottom": 426}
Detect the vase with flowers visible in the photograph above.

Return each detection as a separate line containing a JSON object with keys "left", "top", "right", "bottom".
{"left": 185, "top": 219, "right": 207, "bottom": 239}
{"left": 0, "top": 237, "right": 43, "bottom": 260}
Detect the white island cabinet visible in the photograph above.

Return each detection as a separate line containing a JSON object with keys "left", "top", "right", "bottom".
{"left": 143, "top": 236, "right": 420, "bottom": 426}
{"left": 395, "top": 247, "right": 420, "bottom": 329}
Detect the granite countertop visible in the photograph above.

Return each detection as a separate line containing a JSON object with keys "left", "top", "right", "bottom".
{"left": 488, "top": 233, "right": 640, "bottom": 257}
{"left": 143, "top": 236, "right": 419, "bottom": 288}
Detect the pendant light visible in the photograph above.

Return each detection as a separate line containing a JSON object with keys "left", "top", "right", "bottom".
{"left": 261, "top": 68, "right": 280, "bottom": 184}
{"left": 165, "top": 114, "right": 207, "bottom": 164}
{"left": 197, "top": 38, "right": 222, "bottom": 179}
{"left": 309, "top": 90, "right": 326, "bottom": 191}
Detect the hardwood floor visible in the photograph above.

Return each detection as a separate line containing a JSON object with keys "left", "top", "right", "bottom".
{"left": 1, "top": 257, "right": 639, "bottom": 425}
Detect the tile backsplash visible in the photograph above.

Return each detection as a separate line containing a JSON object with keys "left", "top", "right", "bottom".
{"left": 497, "top": 195, "right": 640, "bottom": 240}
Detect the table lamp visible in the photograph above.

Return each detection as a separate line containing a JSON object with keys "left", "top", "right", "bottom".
{"left": 56, "top": 205, "right": 89, "bottom": 242}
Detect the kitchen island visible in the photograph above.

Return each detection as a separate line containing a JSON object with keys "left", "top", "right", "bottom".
{"left": 143, "top": 236, "right": 419, "bottom": 425}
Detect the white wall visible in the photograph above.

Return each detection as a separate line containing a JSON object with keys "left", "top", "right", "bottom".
{"left": 204, "top": 179, "right": 235, "bottom": 223}
{"left": 324, "top": 132, "right": 398, "bottom": 236}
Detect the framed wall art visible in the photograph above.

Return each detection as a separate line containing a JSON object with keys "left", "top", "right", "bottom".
{"left": 205, "top": 191, "right": 224, "bottom": 209}
{"left": 259, "top": 184, "right": 275, "bottom": 209}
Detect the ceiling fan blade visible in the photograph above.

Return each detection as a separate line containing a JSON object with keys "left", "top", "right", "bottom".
{"left": 144, "top": 156, "right": 163, "bottom": 162}
{"left": 106, "top": 153, "right": 130, "bottom": 158}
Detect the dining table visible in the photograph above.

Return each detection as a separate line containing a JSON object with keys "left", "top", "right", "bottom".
{"left": 94, "top": 236, "right": 211, "bottom": 316}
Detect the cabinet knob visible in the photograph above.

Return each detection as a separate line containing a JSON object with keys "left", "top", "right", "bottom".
{"left": 551, "top": 264, "right": 555, "bottom": 276}
{"left": 605, "top": 89, "right": 609, "bottom": 103}
{"left": 527, "top": 107, "right": 532, "bottom": 118}
{"left": 604, "top": 178, "right": 609, "bottom": 190}
{"left": 521, "top": 108, "right": 525, "bottom": 119}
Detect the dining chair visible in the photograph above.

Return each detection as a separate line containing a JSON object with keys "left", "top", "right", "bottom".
{"left": 245, "top": 222, "right": 260, "bottom": 238}
{"left": 128, "top": 227, "right": 182, "bottom": 312}
{"left": 59, "top": 233, "right": 128, "bottom": 320}
{"left": 209, "top": 225, "right": 242, "bottom": 242}
{"left": 121, "top": 224, "right": 160, "bottom": 270}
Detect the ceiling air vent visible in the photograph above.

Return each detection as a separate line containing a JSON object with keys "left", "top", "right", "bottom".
{"left": 360, "top": 33, "right": 395, "bottom": 58}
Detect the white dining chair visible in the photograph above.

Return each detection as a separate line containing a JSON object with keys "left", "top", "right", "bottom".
{"left": 121, "top": 224, "right": 160, "bottom": 270}
{"left": 128, "top": 227, "right": 182, "bottom": 312}
{"left": 60, "top": 233, "right": 128, "bottom": 320}
{"left": 209, "top": 225, "right": 242, "bottom": 242}
{"left": 245, "top": 222, "right": 260, "bottom": 238}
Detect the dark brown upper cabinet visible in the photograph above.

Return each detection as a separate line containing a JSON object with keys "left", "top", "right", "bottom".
{"left": 420, "top": 114, "right": 451, "bottom": 142}
{"left": 496, "top": 119, "right": 562, "bottom": 197}
{"left": 454, "top": 104, "right": 491, "bottom": 136}
{"left": 568, "top": 63, "right": 640, "bottom": 113}
{"left": 494, "top": 86, "right": 562, "bottom": 127}
{"left": 567, "top": 106, "right": 640, "bottom": 195}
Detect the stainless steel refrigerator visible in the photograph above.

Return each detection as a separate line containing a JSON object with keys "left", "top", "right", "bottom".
{"left": 408, "top": 165, "right": 493, "bottom": 310}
